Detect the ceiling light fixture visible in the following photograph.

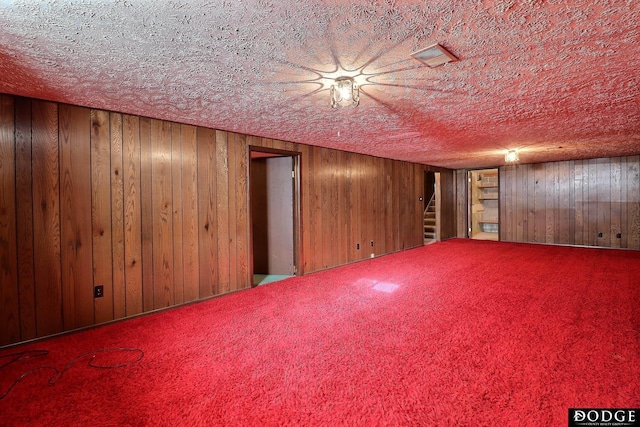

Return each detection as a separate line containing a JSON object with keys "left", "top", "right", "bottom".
{"left": 505, "top": 150, "right": 519, "bottom": 163}
{"left": 330, "top": 76, "right": 359, "bottom": 109}
{"left": 411, "top": 43, "right": 458, "bottom": 67}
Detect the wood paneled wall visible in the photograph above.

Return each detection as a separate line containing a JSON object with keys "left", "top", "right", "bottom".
{"left": 498, "top": 157, "right": 640, "bottom": 248}
{"left": 0, "top": 94, "right": 435, "bottom": 346}
{"left": 455, "top": 170, "right": 468, "bottom": 238}
{"left": 436, "top": 170, "right": 457, "bottom": 240}
{"left": 248, "top": 139, "right": 431, "bottom": 273}
{"left": 455, "top": 157, "right": 640, "bottom": 246}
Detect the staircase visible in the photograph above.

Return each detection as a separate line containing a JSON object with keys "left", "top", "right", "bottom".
{"left": 423, "top": 194, "right": 436, "bottom": 244}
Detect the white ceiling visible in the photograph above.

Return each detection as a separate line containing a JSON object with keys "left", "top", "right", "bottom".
{"left": 1, "top": 0, "right": 639, "bottom": 169}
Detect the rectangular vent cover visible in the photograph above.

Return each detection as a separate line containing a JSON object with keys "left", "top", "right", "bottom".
{"left": 411, "top": 43, "right": 458, "bottom": 67}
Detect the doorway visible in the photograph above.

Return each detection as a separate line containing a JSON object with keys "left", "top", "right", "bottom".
{"left": 249, "top": 147, "right": 301, "bottom": 286}
{"left": 423, "top": 171, "right": 437, "bottom": 243}
{"left": 468, "top": 168, "right": 499, "bottom": 241}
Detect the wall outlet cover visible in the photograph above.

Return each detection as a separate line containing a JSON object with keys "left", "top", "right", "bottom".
{"left": 94, "top": 285, "right": 104, "bottom": 298}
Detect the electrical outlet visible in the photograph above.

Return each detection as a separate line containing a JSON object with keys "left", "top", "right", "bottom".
{"left": 370, "top": 253, "right": 375, "bottom": 258}
{"left": 94, "top": 285, "right": 104, "bottom": 298}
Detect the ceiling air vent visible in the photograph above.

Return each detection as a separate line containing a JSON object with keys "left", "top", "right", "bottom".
{"left": 411, "top": 43, "right": 458, "bottom": 67}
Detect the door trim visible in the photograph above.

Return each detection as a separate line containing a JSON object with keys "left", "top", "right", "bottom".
{"left": 248, "top": 146, "right": 302, "bottom": 284}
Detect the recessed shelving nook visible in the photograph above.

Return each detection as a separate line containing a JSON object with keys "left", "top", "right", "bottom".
{"left": 468, "top": 169, "right": 499, "bottom": 240}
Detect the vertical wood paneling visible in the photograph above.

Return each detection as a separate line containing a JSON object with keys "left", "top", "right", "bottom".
{"left": 90, "top": 109, "right": 114, "bottom": 324}
{"left": 508, "top": 166, "right": 515, "bottom": 241}
{"left": 401, "top": 161, "right": 411, "bottom": 249}
{"left": 216, "top": 130, "right": 230, "bottom": 294}
{"left": 234, "top": 133, "right": 249, "bottom": 289}
{"left": 321, "top": 148, "right": 333, "bottom": 268}
{"left": 544, "top": 162, "right": 556, "bottom": 244}
{"left": 359, "top": 156, "right": 369, "bottom": 257}
{"left": 364, "top": 156, "right": 376, "bottom": 259}
{"left": 554, "top": 162, "right": 573, "bottom": 244}
{"left": 583, "top": 160, "right": 592, "bottom": 244}
{"left": 227, "top": 132, "right": 238, "bottom": 291}
{"left": 568, "top": 161, "right": 576, "bottom": 244}
{"left": 384, "top": 159, "right": 394, "bottom": 252}
{"left": 628, "top": 156, "right": 640, "bottom": 249}
{"left": 493, "top": 156, "right": 640, "bottom": 250}
{"left": 60, "top": 105, "right": 94, "bottom": 330}
{"left": 31, "top": 100, "right": 63, "bottom": 337}
{"left": 139, "top": 117, "right": 154, "bottom": 311}
{"left": 455, "top": 170, "right": 467, "bottom": 237}
{"left": 506, "top": 166, "right": 516, "bottom": 241}
{"left": 299, "top": 143, "right": 311, "bottom": 273}
{"left": 516, "top": 164, "right": 527, "bottom": 241}
{"left": 181, "top": 124, "right": 200, "bottom": 302}
{"left": 329, "top": 150, "right": 340, "bottom": 263}
{"left": 309, "top": 146, "right": 323, "bottom": 272}
{"left": 597, "top": 158, "right": 611, "bottom": 247}
{"left": 392, "top": 161, "right": 402, "bottom": 249}
{"left": 533, "top": 164, "right": 545, "bottom": 243}
{"left": 338, "top": 151, "right": 349, "bottom": 263}
{"left": 374, "top": 159, "right": 384, "bottom": 254}
{"left": 619, "top": 157, "right": 628, "bottom": 249}
{"left": 1, "top": 92, "right": 465, "bottom": 346}
{"left": 15, "top": 97, "right": 36, "bottom": 341}
{"left": 444, "top": 169, "right": 457, "bottom": 241}
{"left": 526, "top": 165, "right": 535, "bottom": 241}
{"left": 171, "top": 124, "right": 184, "bottom": 305}
{"left": 123, "top": 114, "right": 143, "bottom": 316}
{"left": 0, "top": 95, "right": 19, "bottom": 345}
{"left": 197, "top": 127, "right": 217, "bottom": 297}
{"left": 498, "top": 168, "right": 506, "bottom": 241}
{"left": 345, "top": 152, "right": 358, "bottom": 263}
{"left": 587, "top": 159, "right": 598, "bottom": 246}
{"left": 610, "top": 158, "right": 622, "bottom": 249}
{"left": 408, "top": 162, "right": 417, "bottom": 246}
{"left": 414, "top": 164, "right": 420, "bottom": 243}
{"left": 151, "top": 119, "right": 174, "bottom": 308}
{"left": 110, "top": 113, "right": 126, "bottom": 319}
{"left": 574, "top": 161, "right": 585, "bottom": 245}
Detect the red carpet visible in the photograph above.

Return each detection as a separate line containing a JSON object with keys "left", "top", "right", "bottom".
{"left": 1, "top": 239, "right": 639, "bottom": 426}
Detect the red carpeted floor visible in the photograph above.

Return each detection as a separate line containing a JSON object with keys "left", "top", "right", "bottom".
{"left": 1, "top": 239, "right": 639, "bottom": 426}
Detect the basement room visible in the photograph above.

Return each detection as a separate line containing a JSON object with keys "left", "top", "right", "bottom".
{"left": 0, "top": 1, "right": 638, "bottom": 426}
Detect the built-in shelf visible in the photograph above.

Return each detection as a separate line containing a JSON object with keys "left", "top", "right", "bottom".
{"left": 469, "top": 169, "right": 499, "bottom": 240}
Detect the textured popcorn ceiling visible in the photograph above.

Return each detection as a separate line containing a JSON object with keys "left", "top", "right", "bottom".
{"left": 1, "top": 0, "right": 639, "bottom": 168}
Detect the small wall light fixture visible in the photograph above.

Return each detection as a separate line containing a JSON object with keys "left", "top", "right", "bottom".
{"left": 330, "top": 76, "right": 359, "bottom": 109}
{"left": 505, "top": 150, "right": 519, "bottom": 163}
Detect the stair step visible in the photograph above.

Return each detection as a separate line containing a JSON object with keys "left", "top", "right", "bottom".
{"left": 424, "top": 197, "right": 436, "bottom": 243}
